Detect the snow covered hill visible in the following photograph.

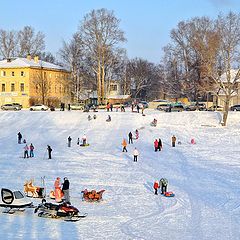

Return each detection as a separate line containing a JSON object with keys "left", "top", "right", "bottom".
{"left": 0, "top": 109, "right": 239, "bottom": 240}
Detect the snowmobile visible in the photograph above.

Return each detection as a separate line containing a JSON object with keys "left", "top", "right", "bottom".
{"left": 34, "top": 199, "right": 87, "bottom": 222}
{"left": 0, "top": 188, "right": 33, "bottom": 214}
{"left": 81, "top": 189, "right": 105, "bottom": 202}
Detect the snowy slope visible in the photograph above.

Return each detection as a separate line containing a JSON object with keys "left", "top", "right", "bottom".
{"left": 0, "top": 109, "right": 239, "bottom": 240}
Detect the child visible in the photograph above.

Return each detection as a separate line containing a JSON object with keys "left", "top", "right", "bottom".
{"left": 153, "top": 180, "right": 159, "bottom": 195}
{"left": 122, "top": 138, "right": 127, "bottom": 152}
{"left": 154, "top": 139, "right": 158, "bottom": 152}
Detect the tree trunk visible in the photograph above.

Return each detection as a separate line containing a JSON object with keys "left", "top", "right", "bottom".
{"left": 222, "top": 97, "right": 230, "bottom": 126}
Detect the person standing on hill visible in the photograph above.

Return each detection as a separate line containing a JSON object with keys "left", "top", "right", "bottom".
{"left": 29, "top": 143, "right": 34, "bottom": 158}
{"left": 159, "top": 178, "right": 168, "bottom": 195}
{"left": 62, "top": 177, "right": 70, "bottom": 204}
{"left": 154, "top": 139, "right": 158, "bottom": 152}
{"left": 172, "top": 135, "right": 176, "bottom": 147}
{"left": 47, "top": 145, "right": 52, "bottom": 159}
{"left": 158, "top": 138, "right": 162, "bottom": 151}
{"left": 54, "top": 177, "right": 62, "bottom": 203}
{"left": 153, "top": 180, "right": 159, "bottom": 195}
{"left": 128, "top": 132, "right": 133, "bottom": 144}
{"left": 133, "top": 147, "right": 139, "bottom": 162}
{"left": 122, "top": 138, "right": 128, "bottom": 152}
{"left": 17, "top": 132, "right": 22, "bottom": 144}
{"left": 23, "top": 144, "right": 29, "bottom": 158}
{"left": 68, "top": 136, "right": 72, "bottom": 147}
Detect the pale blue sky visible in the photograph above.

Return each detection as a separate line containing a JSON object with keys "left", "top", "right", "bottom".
{"left": 0, "top": 0, "right": 239, "bottom": 63}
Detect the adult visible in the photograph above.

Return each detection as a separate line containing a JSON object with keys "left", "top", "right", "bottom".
{"left": 62, "top": 177, "right": 70, "bottom": 204}
{"left": 54, "top": 177, "right": 62, "bottom": 203}
{"left": 137, "top": 104, "right": 140, "bottom": 113}
{"left": 154, "top": 139, "right": 158, "bottom": 152}
{"left": 122, "top": 138, "right": 127, "bottom": 152}
{"left": 128, "top": 132, "right": 133, "bottom": 144}
{"left": 17, "top": 132, "right": 22, "bottom": 144}
{"left": 82, "top": 134, "right": 87, "bottom": 146}
{"left": 172, "top": 135, "right": 176, "bottom": 147}
{"left": 23, "top": 144, "right": 29, "bottom": 158}
{"left": 133, "top": 147, "right": 139, "bottom": 162}
{"left": 68, "top": 136, "right": 72, "bottom": 147}
{"left": 47, "top": 145, "right": 52, "bottom": 159}
{"left": 159, "top": 178, "right": 168, "bottom": 195}
{"left": 29, "top": 143, "right": 34, "bottom": 158}
{"left": 158, "top": 138, "right": 162, "bottom": 151}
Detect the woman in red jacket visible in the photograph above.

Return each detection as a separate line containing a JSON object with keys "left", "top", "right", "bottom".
{"left": 153, "top": 181, "right": 159, "bottom": 195}
{"left": 154, "top": 139, "right": 158, "bottom": 152}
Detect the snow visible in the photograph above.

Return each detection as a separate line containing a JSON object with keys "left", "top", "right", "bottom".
{"left": 0, "top": 109, "right": 240, "bottom": 239}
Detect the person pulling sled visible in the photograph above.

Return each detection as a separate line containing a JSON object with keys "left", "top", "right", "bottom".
{"left": 159, "top": 178, "right": 168, "bottom": 195}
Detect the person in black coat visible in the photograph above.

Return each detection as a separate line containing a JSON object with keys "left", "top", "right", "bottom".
{"left": 62, "top": 177, "right": 70, "bottom": 203}
{"left": 158, "top": 138, "right": 162, "bottom": 151}
{"left": 17, "top": 132, "right": 22, "bottom": 144}
{"left": 128, "top": 132, "right": 133, "bottom": 144}
{"left": 47, "top": 145, "right": 52, "bottom": 159}
{"left": 68, "top": 136, "right": 72, "bottom": 147}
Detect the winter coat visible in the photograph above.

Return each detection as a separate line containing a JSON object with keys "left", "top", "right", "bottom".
{"left": 133, "top": 149, "right": 139, "bottom": 156}
{"left": 47, "top": 146, "right": 52, "bottom": 152}
{"left": 122, "top": 139, "right": 127, "bottom": 147}
{"left": 154, "top": 140, "right": 158, "bottom": 148}
{"left": 172, "top": 136, "right": 176, "bottom": 143}
{"left": 29, "top": 144, "right": 34, "bottom": 150}
{"left": 54, "top": 179, "right": 61, "bottom": 189}
{"left": 153, "top": 181, "right": 159, "bottom": 189}
{"left": 158, "top": 139, "right": 162, "bottom": 148}
{"left": 62, "top": 179, "right": 69, "bottom": 190}
{"left": 82, "top": 135, "right": 87, "bottom": 141}
{"left": 24, "top": 145, "right": 29, "bottom": 151}
{"left": 159, "top": 178, "right": 168, "bottom": 187}
{"left": 128, "top": 132, "right": 133, "bottom": 138}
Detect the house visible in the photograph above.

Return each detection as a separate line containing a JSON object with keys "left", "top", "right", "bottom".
{"left": 0, "top": 56, "right": 71, "bottom": 108}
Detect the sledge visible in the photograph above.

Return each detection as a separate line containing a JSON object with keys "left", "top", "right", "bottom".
{"left": 163, "top": 192, "right": 175, "bottom": 197}
{"left": 34, "top": 199, "right": 87, "bottom": 222}
{"left": 80, "top": 143, "right": 90, "bottom": 147}
{"left": 81, "top": 189, "right": 105, "bottom": 202}
{"left": 0, "top": 188, "right": 33, "bottom": 214}
{"left": 49, "top": 190, "right": 64, "bottom": 201}
{"left": 23, "top": 178, "right": 46, "bottom": 198}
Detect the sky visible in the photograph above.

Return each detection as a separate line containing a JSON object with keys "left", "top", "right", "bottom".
{"left": 0, "top": 0, "right": 240, "bottom": 63}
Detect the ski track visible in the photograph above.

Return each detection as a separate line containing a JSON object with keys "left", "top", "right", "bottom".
{"left": 0, "top": 110, "right": 239, "bottom": 239}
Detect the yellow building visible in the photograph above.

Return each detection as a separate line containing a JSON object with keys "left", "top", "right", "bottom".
{"left": 0, "top": 56, "right": 71, "bottom": 108}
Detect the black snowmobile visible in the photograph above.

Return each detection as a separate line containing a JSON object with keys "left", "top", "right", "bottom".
{"left": 34, "top": 199, "right": 87, "bottom": 222}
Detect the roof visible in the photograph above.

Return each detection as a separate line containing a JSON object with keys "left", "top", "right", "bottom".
{"left": 220, "top": 69, "right": 240, "bottom": 83}
{"left": 0, "top": 57, "right": 67, "bottom": 71}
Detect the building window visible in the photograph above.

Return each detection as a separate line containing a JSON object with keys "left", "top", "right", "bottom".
{"left": 11, "top": 83, "right": 15, "bottom": 92}
{"left": 21, "top": 71, "right": 24, "bottom": 76}
{"left": 20, "top": 83, "right": 24, "bottom": 92}
{"left": 1, "top": 71, "right": 6, "bottom": 76}
{"left": 110, "top": 84, "right": 117, "bottom": 91}
{"left": 12, "top": 71, "right": 15, "bottom": 76}
{"left": 2, "top": 84, "right": 6, "bottom": 92}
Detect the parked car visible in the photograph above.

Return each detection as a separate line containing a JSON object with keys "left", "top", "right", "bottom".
{"left": 1, "top": 103, "right": 22, "bottom": 111}
{"left": 12, "top": 103, "right": 23, "bottom": 108}
{"left": 139, "top": 101, "right": 149, "bottom": 108}
{"left": 230, "top": 104, "right": 240, "bottom": 111}
{"left": 156, "top": 103, "right": 171, "bottom": 111}
{"left": 207, "top": 105, "right": 224, "bottom": 111}
{"left": 168, "top": 103, "right": 185, "bottom": 112}
{"left": 70, "top": 103, "right": 84, "bottom": 110}
{"left": 29, "top": 104, "right": 48, "bottom": 111}
{"left": 185, "top": 103, "right": 206, "bottom": 111}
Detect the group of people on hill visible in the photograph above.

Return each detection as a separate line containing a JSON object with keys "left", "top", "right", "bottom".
{"left": 153, "top": 178, "right": 168, "bottom": 195}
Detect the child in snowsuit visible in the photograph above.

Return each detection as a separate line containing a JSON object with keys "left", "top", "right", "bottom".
{"left": 153, "top": 181, "right": 159, "bottom": 195}
{"left": 128, "top": 132, "right": 133, "bottom": 144}
{"left": 159, "top": 178, "right": 168, "bottom": 194}
{"left": 29, "top": 143, "right": 34, "bottom": 158}
{"left": 122, "top": 139, "right": 127, "bottom": 152}
{"left": 154, "top": 139, "right": 158, "bottom": 152}
{"left": 172, "top": 135, "right": 176, "bottom": 147}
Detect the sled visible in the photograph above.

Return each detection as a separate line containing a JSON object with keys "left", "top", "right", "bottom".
{"left": 49, "top": 190, "right": 64, "bottom": 201}
{"left": 81, "top": 189, "right": 105, "bottom": 202}
{"left": 164, "top": 192, "right": 175, "bottom": 197}
{"left": 80, "top": 144, "right": 90, "bottom": 147}
{"left": 24, "top": 179, "right": 45, "bottom": 198}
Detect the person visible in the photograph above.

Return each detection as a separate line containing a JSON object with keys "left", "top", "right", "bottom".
{"left": 17, "top": 132, "right": 22, "bottom": 144}
{"left": 68, "top": 136, "right": 72, "bottom": 147}
{"left": 54, "top": 177, "right": 62, "bottom": 203}
{"left": 172, "top": 135, "right": 176, "bottom": 147}
{"left": 47, "top": 145, "right": 52, "bottom": 159}
{"left": 77, "top": 138, "right": 80, "bottom": 145}
{"left": 128, "top": 132, "right": 133, "bottom": 144}
{"left": 159, "top": 178, "right": 168, "bottom": 194}
{"left": 68, "top": 103, "right": 71, "bottom": 111}
{"left": 62, "top": 177, "right": 70, "bottom": 204}
{"left": 23, "top": 144, "right": 29, "bottom": 158}
{"left": 93, "top": 114, "right": 97, "bottom": 119}
{"left": 142, "top": 107, "right": 145, "bottom": 115}
{"left": 131, "top": 104, "right": 134, "bottom": 112}
{"left": 23, "top": 139, "right": 26, "bottom": 144}
{"left": 137, "top": 104, "right": 140, "bottom": 113}
{"left": 121, "top": 105, "right": 125, "bottom": 112}
{"left": 106, "top": 103, "right": 110, "bottom": 112}
{"left": 106, "top": 115, "right": 111, "bottom": 122}
{"left": 135, "top": 129, "right": 139, "bottom": 140}
{"left": 154, "top": 139, "right": 158, "bottom": 152}
{"left": 153, "top": 180, "right": 159, "bottom": 195}
{"left": 110, "top": 103, "right": 113, "bottom": 112}
{"left": 191, "top": 138, "right": 196, "bottom": 144}
{"left": 88, "top": 115, "right": 92, "bottom": 121}
{"left": 133, "top": 147, "right": 139, "bottom": 162}
{"left": 29, "top": 143, "right": 34, "bottom": 158}
{"left": 82, "top": 134, "right": 87, "bottom": 146}
{"left": 122, "top": 138, "right": 127, "bottom": 152}
{"left": 158, "top": 138, "right": 162, "bottom": 151}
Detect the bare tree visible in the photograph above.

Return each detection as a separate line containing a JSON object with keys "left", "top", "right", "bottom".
{"left": 17, "top": 26, "right": 45, "bottom": 57}
{"left": 0, "top": 30, "right": 18, "bottom": 58}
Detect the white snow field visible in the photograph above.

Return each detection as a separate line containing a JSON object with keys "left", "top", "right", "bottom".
{"left": 0, "top": 109, "right": 239, "bottom": 240}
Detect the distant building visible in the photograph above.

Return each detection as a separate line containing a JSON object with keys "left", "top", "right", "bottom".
{"left": 0, "top": 56, "right": 71, "bottom": 108}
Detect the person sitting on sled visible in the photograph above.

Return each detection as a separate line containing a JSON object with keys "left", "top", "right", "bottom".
{"left": 159, "top": 178, "right": 168, "bottom": 195}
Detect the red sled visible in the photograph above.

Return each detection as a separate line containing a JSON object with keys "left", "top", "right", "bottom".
{"left": 164, "top": 192, "right": 175, "bottom": 197}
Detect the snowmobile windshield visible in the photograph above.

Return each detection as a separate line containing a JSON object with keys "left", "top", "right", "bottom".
{"left": 14, "top": 191, "right": 25, "bottom": 199}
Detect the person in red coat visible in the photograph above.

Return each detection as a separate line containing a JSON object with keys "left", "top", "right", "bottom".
{"left": 154, "top": 139, "right": 158, "bottom": 152}
{"left": 153, "top": 181, "right": 159, "bottom": 195}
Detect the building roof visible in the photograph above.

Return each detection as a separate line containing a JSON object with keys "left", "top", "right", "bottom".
{"left": 0, "top": 57, "right": 67, "bottom": 71}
